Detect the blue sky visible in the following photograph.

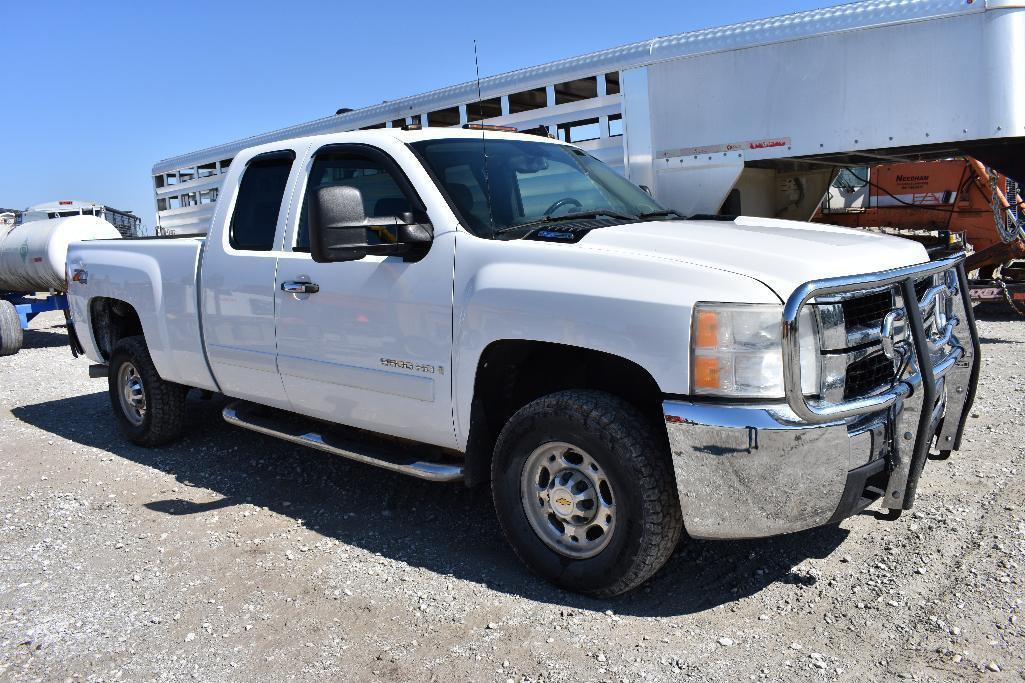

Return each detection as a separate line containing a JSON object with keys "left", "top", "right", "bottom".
{"left": 1, "top": 0, "right": 828, "bottom": 231}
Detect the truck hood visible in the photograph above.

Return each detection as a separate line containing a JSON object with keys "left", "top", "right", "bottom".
{"left": 577, "top": 216, "right": 930, "bottom": 301}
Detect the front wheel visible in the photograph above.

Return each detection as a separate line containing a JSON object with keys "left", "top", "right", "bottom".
{"left": 491, "top": 390, "right": 683, "bottom": 597}
{"left": 108, "top": 336, "right": 188, "bottom": 446}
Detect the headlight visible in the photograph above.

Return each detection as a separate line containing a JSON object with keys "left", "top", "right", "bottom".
{"left": 691, "top": 303, "right": 820, "bottom": 398}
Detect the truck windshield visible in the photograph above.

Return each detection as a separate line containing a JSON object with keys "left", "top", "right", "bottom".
{"left": 409, "top": 138, "right": 666, "bottom": 239}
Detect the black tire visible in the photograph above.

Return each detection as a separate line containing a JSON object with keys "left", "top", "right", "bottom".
{"left": 0, "top": 300, "right": 23, "bottom": 357}
{"left": 107, "top": 335, "right": 188, "bottom": 446}
{"left": 491, "top": 390, "right": 683, "bottom": 597}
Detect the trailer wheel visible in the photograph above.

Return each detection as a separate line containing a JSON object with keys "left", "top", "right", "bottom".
{"left": 0, "top": 300, "right": 23, "bottom": 357}
{"left": 491, "top": 390, "right": 683, "bottom": 597}
{"left": 108, "top": 336, "right": 188, "bottom": 446}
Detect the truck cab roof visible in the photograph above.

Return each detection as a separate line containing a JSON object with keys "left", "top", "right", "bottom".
{"left": 235, "top": 126, "right": 570, "bottom": 160}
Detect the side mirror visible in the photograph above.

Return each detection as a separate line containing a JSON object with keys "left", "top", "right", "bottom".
{"left": 309, "top": 184, "right": 433, "bottom": 264}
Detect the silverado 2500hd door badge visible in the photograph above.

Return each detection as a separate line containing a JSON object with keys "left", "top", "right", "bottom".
{"left": 66, "top": 128, "right": 980, "bottom": 597}
{"left": 380, "top": 358, "right": 440, "bottom": 375}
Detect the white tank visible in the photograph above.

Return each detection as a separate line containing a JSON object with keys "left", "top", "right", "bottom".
{"left": 0, "top": 215, "right": 121, "bottom": 293}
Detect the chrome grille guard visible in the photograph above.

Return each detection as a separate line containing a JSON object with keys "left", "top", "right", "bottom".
{"left": 782, "top": 253, "right": 981, "bottom": 510}
{"left": 782, "top": 254, "right": 978, "bottom": 423}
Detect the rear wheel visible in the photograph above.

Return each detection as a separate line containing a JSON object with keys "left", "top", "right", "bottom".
{"left": 491, "top": 390, "right": 683, "bottom": 597}
{"left": 108, "top": 336, "right": 188, "bottom": 446}
{"left": 0, "top": 300, "right": 23, "bottom": 357}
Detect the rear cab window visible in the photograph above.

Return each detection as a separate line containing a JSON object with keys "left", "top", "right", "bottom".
{"left": 229, "top": 151, "right": 296, "bottom": 251}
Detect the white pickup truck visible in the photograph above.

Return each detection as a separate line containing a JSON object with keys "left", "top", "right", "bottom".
{"left": 66, "top": 128, "right": 980, "bottom": 596}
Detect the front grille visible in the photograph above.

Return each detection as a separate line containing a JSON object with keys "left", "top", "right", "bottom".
{"left": 819, "top": 274, "right": 940, "bottom": 401}
{"left": 844, "top": 353, "right": 896, "bottom": 399}
{"left": 841, "top": 290, "right": 892, "bottom": 331}
{"left": 841, "top": 278, "right": 932, "bottom": 333}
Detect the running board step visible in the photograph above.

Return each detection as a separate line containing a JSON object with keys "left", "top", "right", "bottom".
{"left": 223, "top": 401, "right": 463, "bottom": 482}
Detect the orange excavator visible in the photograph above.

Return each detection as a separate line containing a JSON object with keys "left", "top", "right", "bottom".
{"left": 815, "top": 157, "right": 1025, "bottom": 314}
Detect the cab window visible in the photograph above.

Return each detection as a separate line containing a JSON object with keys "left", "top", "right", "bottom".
{"left": 229, "top": 151, "right": 295, "bottom": 251}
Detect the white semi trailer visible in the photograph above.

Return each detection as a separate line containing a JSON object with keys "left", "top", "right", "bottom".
{"left": 151, "top": 0, "right": 1025, "bottom": 237}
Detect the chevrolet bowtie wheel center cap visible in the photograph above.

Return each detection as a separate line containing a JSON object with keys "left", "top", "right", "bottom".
{"left": 520, "top": 442, "right": 617, "bottom": 560}
{"left": 550, "top": 487, "right": 577, "bottom": 517}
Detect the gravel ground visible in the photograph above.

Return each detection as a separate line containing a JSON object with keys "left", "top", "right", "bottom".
{"left": 0, "top": 308, "right": 1022, "bottom": 682}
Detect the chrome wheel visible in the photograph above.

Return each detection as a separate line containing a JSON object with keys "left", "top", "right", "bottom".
{"left": 117, "top": 361, "right": 147, "bottom": 426}
{"left": 520, "top": 441, "right": 616, "bottom": 559}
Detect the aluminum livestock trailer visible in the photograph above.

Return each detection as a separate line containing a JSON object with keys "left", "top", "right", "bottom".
{"left": 151, "top": 0, "right": 1025, "bottom": 236}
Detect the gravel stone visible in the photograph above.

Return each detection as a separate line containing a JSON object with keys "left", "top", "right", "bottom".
{"left": 0, "top": 308, "right": 1023, "bottom": 681}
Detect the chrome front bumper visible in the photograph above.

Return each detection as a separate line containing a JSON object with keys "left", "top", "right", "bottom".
{"left": 664, "top": 399, "right": 914, "bottom": 539}
{"left": 666, "top": 255, "right": 981, "bottom": 541}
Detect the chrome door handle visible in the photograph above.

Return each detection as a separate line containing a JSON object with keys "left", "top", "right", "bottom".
{"left": 281, "top": 281, "right": 320, "bottom": 294}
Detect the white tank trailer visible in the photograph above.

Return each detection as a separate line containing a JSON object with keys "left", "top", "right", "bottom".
{"left": 0, "top": 215, "right": 120, "bottom": 293}
{"left": 0, "top": 215, "right": 121, "bottom": 357}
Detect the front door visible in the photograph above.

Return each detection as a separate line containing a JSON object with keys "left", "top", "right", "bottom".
{"left": 273, "top": 142, "right": 456, "bottom": 449}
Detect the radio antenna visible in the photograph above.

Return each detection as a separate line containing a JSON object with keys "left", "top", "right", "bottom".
{"left": 473, "top": 40, "right": 496, "bottom": 234}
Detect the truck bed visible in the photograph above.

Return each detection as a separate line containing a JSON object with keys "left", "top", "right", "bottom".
{"left": 66, "top": 235, "right": 217, "bottom": 391}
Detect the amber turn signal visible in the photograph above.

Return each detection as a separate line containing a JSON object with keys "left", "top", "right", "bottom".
{"left": 692, "top": 356, "right": 721, "bottom": 390}
{"left": 694, "top": 309, "right": 719, "bottom": 349}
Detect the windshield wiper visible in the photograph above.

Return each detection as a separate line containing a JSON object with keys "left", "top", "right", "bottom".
{"left": 494, "top": 210, "right": 637, "bottom": 236}
{"left": 636, "top": 209, "right": 685, "bottom": 220}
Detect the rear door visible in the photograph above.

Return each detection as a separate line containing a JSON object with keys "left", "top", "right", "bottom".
{"left": 200, "top": 148, "right": 304, "bottom": 408}
{"left": 273, "top": 141, "right": 457, "bottom": 448}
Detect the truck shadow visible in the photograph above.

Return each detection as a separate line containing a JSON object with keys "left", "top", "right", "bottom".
{"left": 970, "top": 305, "right": 1022, "bottom": 345}
{"left": 21, "top": 325, "right": 70, "bottom": 350}
{"left": 12, "top": 391, "right": 848, "bottom": 618}
{"left": 973, "top": 304, "right": 1024, "bottom": 324}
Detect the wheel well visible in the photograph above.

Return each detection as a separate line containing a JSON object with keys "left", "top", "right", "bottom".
{"left": 463, "top": 340, "right": 665, "bottom": 487}
{"left": 89, "top": 297, "right": 143, "bottom": 361}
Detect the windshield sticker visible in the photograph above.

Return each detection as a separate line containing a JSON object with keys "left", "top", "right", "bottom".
{"left": 526, "top": 228, "right": 594, "bottom": 244}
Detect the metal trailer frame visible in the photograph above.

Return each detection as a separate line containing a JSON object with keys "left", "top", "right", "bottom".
{"left": 2, "top": 293, "right": 69, "bottom": 329}
{"left": 150, "top": 0, "right": 1025, "bottom": 236}
{"left": 0, "top": 292, "right": 71, "bottom": 356}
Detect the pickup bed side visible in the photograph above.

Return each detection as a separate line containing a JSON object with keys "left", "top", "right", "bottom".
{"left": 67, "top": 237, "right": 218, "bottom": 392}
